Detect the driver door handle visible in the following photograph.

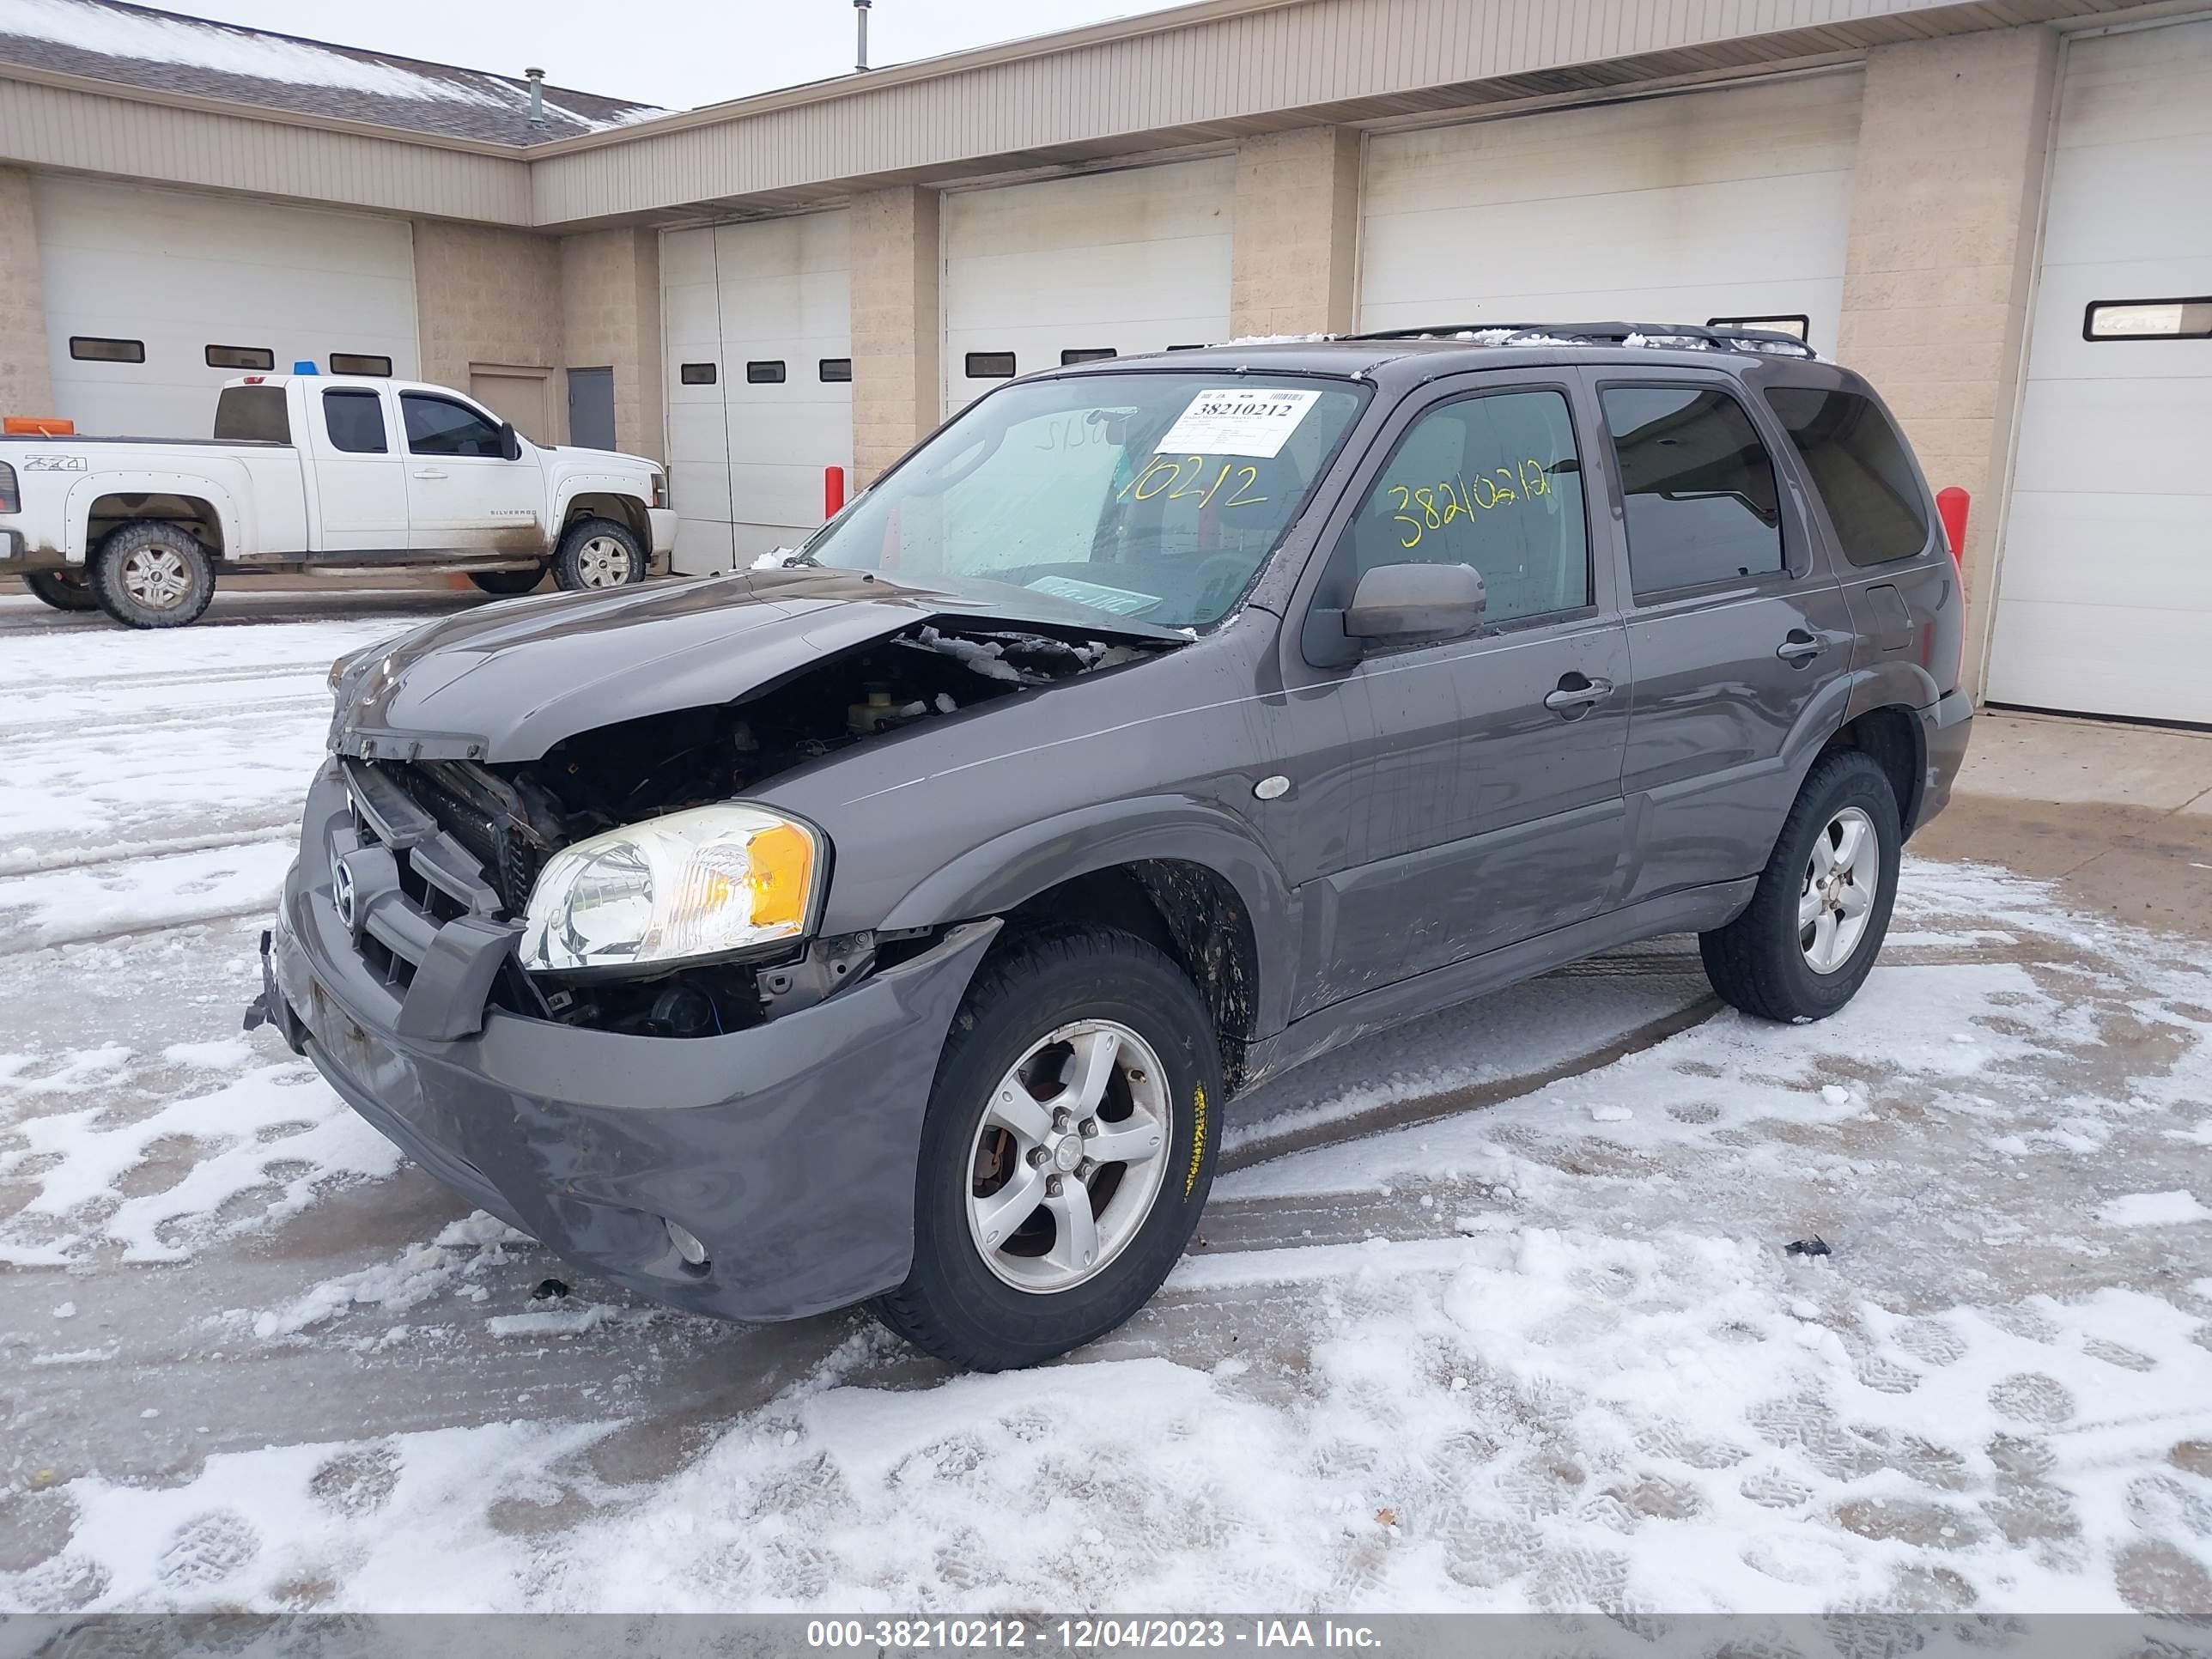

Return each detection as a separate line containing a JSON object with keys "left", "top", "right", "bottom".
{"left": 1544, "top": 673, "right": 1614, "bottom": 714}
{"left": 1776, "top": 629, "right": 1830, "bottom": 662}
{"left": 411, "top": 468, "right": 448, "bottom": 481}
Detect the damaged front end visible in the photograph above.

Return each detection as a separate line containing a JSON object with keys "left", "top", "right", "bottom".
{"left": 332, "top": 591, "right": 1176, "bottom": 1041}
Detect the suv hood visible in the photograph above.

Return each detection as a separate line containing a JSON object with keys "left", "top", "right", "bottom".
{"left": 334, "top": 567, "right": 1187, "bottom": 764}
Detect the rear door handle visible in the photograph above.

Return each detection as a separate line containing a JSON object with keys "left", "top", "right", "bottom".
{"left": 1776, "top": 629, "right": 1828, "bottom": 663}
{"left": 411, "top": 468, "right": 448, "bottom": 480}
{"left": 1544, "top": 674, "right": 1614, "bottom": 715}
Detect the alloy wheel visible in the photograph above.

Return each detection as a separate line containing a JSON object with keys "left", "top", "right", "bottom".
{"left": 576, "top": 537, "right": 633, "bottom": 587}
{"left": 121, "top": 547, "right": 191, "bottom": 610}
{"left": 964, "top": 1019, "right": 1172, "bottom": 1294}
{"left": 1800, "top": 805, "right": 1879, "bottom": 974}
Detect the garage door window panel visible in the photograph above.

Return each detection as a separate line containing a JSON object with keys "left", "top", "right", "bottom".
{"left": 2084, "top": 298, "right": 2212, "bottom": 341}
{"left": 403, "top": 393, "right": 505, "bottom": 459}
{"left": 1601, "top": 384, "right": 1786, "bottom": 598}
{"left": 70, "top": 337, "right": 144, "bottom": 364}
{"left": 1336, "top": 388, "right": 1591, "bottom": 629}
{"left": 1765, "top": 386, "right": 1930, "bottom": 566}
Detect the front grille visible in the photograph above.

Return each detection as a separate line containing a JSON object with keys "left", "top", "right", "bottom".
{"left": 381, "top": 761, "right": 544, "bottom": 916}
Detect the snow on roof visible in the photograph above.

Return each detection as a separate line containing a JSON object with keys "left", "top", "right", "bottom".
{"left": 0, "top": 0, "right": 665, "bottom": 143}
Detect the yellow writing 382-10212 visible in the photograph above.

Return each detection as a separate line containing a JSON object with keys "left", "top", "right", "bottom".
{"left": 1389, "top": 456, "right": 1553, "bottom": 550}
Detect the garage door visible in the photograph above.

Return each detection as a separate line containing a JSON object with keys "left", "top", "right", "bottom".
{"left": 941, "top": 158, "right": 1233, "bottom": 417}
{"left": 660, "top": 212, "right": 852, "bottom": 575}
{"left": 1359, "top": 75, "right": 1862, "bottom": 349}
{"left": 33, "top": 177, "right": 418, "bottom": 440}
{"left": 1985, "top": 20, "right": 2212, "bottom": 725}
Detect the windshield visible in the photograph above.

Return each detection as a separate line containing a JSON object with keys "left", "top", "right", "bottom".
{"left": 798, "top": 372, "right": 1368, "bottom": 629}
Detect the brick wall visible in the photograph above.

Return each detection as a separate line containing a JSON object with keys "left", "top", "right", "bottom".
{"left": 0, "top": 166, "right": 53, "bottom": 417}
{"left": 1231, "top": 127, "right": 1361, "bottom": 339}
{"left": 1836, "top": 24, "right": 2059, "bottom": 669}
{"left": 412, "top": 218, "right": 565, "bottom": 436}
{"left": 560, "top": 226, "right": 664, "bottom": 462}
{"left": 848, "top": 185, "right": 940, "bottom": 485}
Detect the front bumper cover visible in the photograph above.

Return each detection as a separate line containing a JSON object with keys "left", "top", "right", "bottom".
{"left": 260, "top": 763, "right": 999, "bottom": 1323}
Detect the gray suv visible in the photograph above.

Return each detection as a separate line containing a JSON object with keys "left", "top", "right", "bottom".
{"left": 252, "top": 324, "right": 1972, "bottom": 1370}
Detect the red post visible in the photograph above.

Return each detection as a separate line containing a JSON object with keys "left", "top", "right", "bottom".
{"left": 1936, "top": 486, "right": 1970, "bottom": 564}
{"left": 823, "top": 465, "right": 847, "bottom": 519}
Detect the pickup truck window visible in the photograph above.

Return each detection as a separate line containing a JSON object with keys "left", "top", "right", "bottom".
{"left": 800, "top": 371, "right": 1366, "bottom": 629}
{"left": 1601, "top": 384, "right": 1784, "bottom": 596}
{"left": 402, "top": 392, "right": 503, "bottom": 459}
{"left": 1339, "top": 389, "right": 1589, "bottom": 625}
{"left": 323, "top": 389, "right": 388, "bottom": 455}
{"left": 213, "top": 385, "right": 290, "bottom": 444}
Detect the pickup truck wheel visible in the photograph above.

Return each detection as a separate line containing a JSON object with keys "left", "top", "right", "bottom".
{"left": 467, "top": 565, "right": 546, "bottom": 596}
{"left": 552, "top": 519, "right": 644, "bottom": 591}
{"left": 1699, "top": 749, "right": 1902, "bottom": 1023}
{"left": 89, "top": 522, "right": 216, "bottom": 629}
{"left": 23, "top": 570, "right": 98, "bottom": 612}
{"left": 871, "top": 927, "right": 1223, "bottom": 1370}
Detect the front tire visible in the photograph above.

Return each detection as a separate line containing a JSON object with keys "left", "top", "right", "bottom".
{"left": 89, "top": 522, "right": 216, "bottom": 629}
{"left": 871, "top": 928, "right": 1224, "bottom": 1370}
{"left": 1699, "top": 749, "right": 1902, "bottom": 1023}
{"left": 24, "top": 569, "right": 98, "bottom": 612}
{"left": 551, "top": 519, "right": 644, "bottom": 592}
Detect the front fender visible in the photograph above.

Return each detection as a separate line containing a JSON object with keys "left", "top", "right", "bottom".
{"left": 874, "top": 794, "right": 1302, "bottom": 1040}
{"left": 64, "top": 470, "right": 248, "bottom": 562}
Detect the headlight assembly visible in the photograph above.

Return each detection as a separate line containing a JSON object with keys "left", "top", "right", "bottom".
{"left": 519, "top": 804, "right": 823, "bottom": 975}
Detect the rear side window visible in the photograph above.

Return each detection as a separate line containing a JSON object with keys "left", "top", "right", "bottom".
{"left": 323, "top": 388, "right": 388, "bottom": 454}
{"left": 1340, "top": 389, "right": 1590, "bottom": 625}
{"left": 401, "top": 392, "right": 504, "bottom": 458}
{"left": 212, "top": 385, "right": 290, "bottom": 444}
{"left": 1765, "top": 386, "right": 1929, "bottom": 566}
{"left": 1601, "top": 385, "right": 1784, "bottom": 595}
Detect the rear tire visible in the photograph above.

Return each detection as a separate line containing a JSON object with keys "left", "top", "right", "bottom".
{"left": 1699, "top": 749, "right": 1902, "bottom": 1023}
{"left": 467, "top": 565, "right": 546, "bottom": 596}
{"left": 551, "top": 519, "right": 644, "bottom": 592}
{"left": 870, "top": 928, "right": 1223, "bottom": 1370}
{"left": 23, "top": 569, "right": 98, "bottom": 612}
{"left": 89, "top": 521, "right": 216, "bottom": 629}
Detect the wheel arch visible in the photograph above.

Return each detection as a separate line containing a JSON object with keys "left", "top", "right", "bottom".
{"left": 1814, "top": 703, "right": 1925, "bottom": 837}
{"left": 558, "top": 489, "right": 649, "bottom": 550}
{"left": 873, "top": 799, "right": 1295, "bottom": 1090}
{"left": 69, "top": 477, "right": 241, "bottom": 561}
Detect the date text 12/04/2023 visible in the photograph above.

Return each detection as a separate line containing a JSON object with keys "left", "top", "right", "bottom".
{"left": 803, "top": 1616, "right": 1386, "bottom": 1650}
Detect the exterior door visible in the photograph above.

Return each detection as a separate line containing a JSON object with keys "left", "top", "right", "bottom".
{"left": 400, "top": 389, "right": 544, "bottom": 552}
{"left": 1302, "top": 377, "right": 1632, "bottom": 998}
{"left": 469, "top": 368, "right": 556, "bottom": 445}
{"left": 567, "top": 367, "right": 617, "bottom": 452}
{"left": 1593, "top": 374, "right": 1854, "bottom": 902}
{"left": 308, "top": 385, "right": 408, "bottom": 553}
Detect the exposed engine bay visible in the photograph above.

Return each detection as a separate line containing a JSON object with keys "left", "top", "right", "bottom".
{"left": 374, "top": 618, "right": 1170, "bottom": 1038}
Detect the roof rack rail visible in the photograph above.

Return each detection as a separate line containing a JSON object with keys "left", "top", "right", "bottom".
{"left": 1346, "top": 321, "right": 1819, "bottom": 360}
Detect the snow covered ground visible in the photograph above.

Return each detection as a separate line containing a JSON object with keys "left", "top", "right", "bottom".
{"left": 1, "top": 592, "right": 2209, "bottom": 1617}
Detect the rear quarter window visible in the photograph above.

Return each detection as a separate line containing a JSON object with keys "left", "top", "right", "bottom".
{"left": 1765, "top": 386, "right": 1931, "bottom": 566}
{"left": 213, "top": 386, "right": 291, "bottom": 444}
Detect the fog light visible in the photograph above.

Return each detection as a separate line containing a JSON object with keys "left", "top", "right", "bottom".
{"left": 665, "top": 1218, "right": 709, "bottom": 1267}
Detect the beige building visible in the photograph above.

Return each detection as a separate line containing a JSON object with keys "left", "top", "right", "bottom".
{"left": 1, "top": 0, "right": 2205, "bottom": 722}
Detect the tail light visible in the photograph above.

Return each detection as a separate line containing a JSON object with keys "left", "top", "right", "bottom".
{"left": 0, "top": 463, "right": 17, "bottom": 514}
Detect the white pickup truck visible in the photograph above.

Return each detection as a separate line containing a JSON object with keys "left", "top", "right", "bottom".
{"left": 0, "top": 372, "right": 676, "bottom": 627}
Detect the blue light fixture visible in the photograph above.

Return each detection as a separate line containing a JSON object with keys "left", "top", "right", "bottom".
{"left": 293, "top": 360, "right": 319, "bottom": 374}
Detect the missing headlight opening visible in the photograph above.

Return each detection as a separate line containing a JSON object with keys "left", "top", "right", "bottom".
{"left": 370, "top": 619, "right": 1170, "bottom": 1039}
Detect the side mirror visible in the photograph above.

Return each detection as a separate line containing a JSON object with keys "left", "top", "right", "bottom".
{"left": 500, "top": 421, "right": 522, "bottom": 461}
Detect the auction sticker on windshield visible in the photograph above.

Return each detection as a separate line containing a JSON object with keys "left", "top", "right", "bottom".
{"left": 1155, "top": 388, "right": 1321, "bottom": 459}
